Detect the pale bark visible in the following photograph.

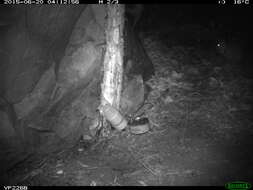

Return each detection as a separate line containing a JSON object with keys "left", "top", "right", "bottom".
{"left": 101, "top": 5, "right": 125, "bottom": 110}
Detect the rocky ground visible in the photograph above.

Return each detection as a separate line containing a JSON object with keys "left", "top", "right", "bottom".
{"left": 2, "top": 25, "right": 253, "bottom": 186}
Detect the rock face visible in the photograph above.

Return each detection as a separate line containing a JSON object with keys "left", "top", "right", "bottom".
{"left": 1, "top": 6, "right": 86, "bottom": 104}
{"left": 14, "top": 63, "right": 56, "bottom": 119}
{"left": 0, "top": 6, "right": 87, "bottom": 172}
{"left": 0, "top": 5, "right": 155, "bottom": 168}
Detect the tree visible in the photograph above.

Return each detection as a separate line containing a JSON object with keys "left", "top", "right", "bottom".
{"left": 99, "top": 4, "right": 126, "bottom": 134}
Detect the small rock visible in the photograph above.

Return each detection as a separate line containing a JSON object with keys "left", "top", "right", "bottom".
{"left": 78, "top": 148, "right": 84, "bottom": 152}
{"left": 163, "top": 95, "right": 174, "bottom": 104}
{"left": 56, "top": 170, "right": 64, "bottom": 175}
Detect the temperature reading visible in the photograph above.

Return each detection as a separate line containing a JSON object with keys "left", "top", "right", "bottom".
{"left": 234, "top": 0, "right": 250, "bottom": 4}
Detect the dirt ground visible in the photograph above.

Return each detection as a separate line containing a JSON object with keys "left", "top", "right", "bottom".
{"left": 2, "top": 28, "right": 253, "bottom": 186}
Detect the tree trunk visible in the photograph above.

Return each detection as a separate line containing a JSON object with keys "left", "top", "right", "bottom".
{"left": 100, "top": 5, "right": 126, "bottom": 133}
